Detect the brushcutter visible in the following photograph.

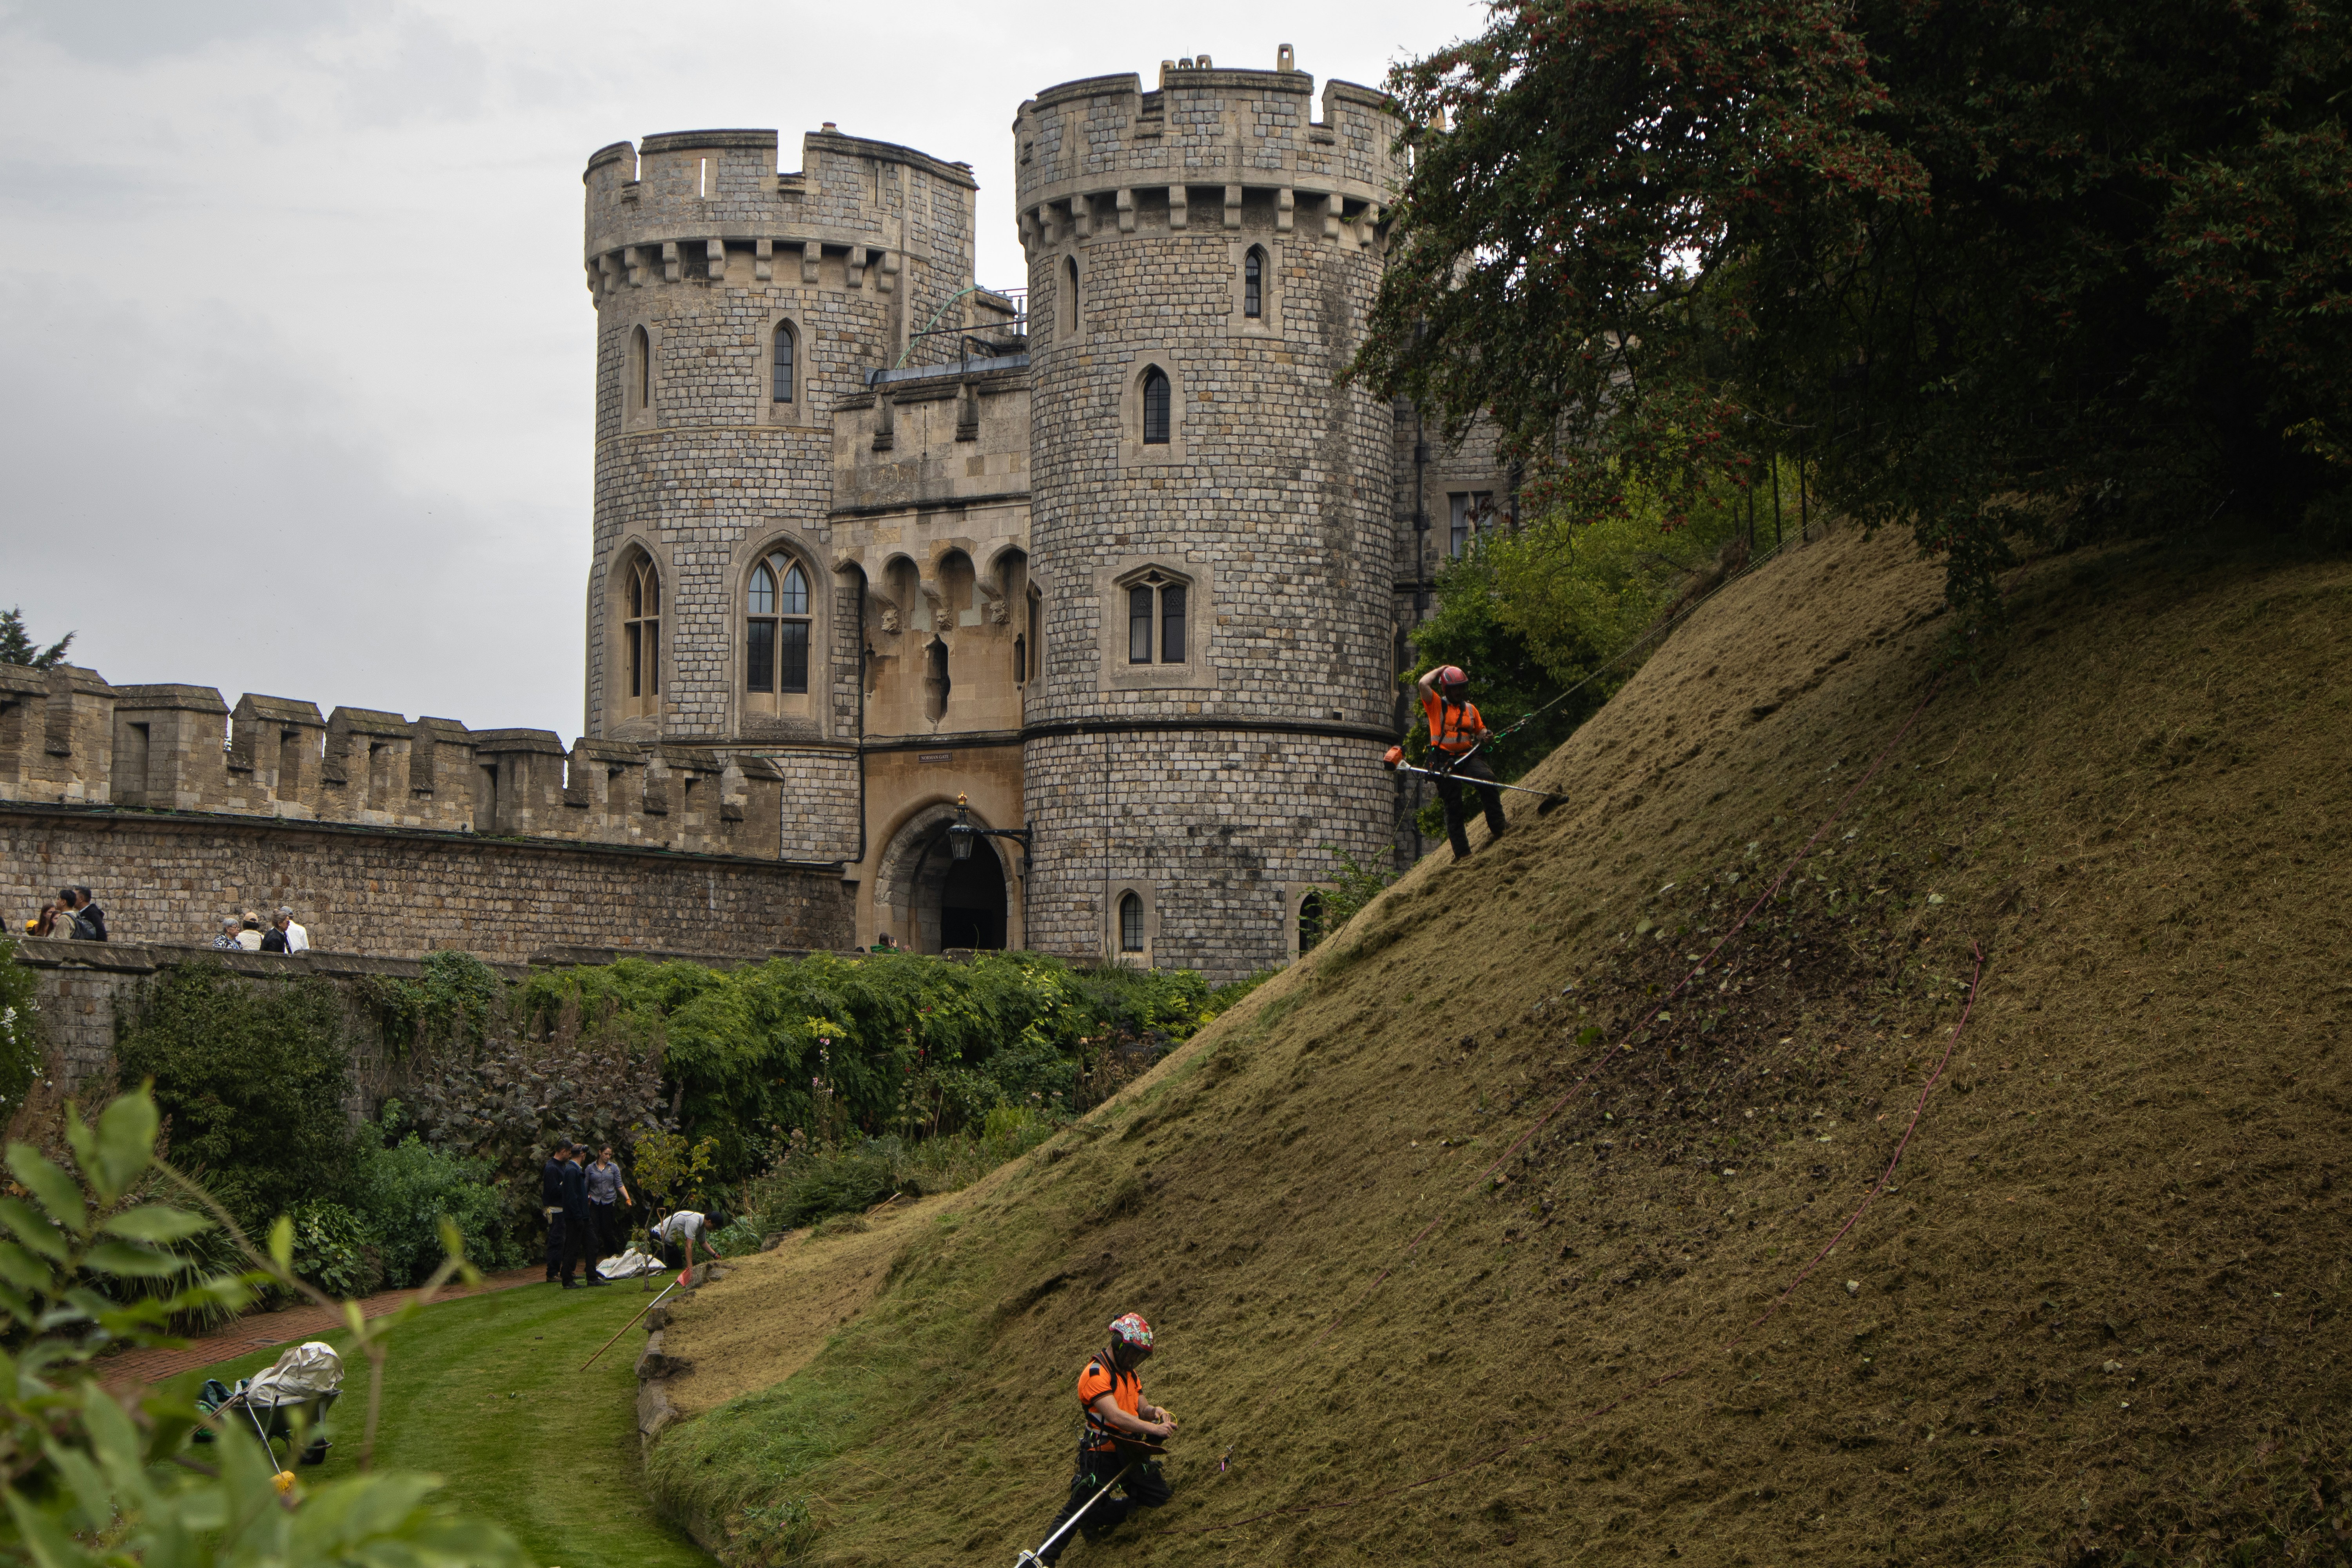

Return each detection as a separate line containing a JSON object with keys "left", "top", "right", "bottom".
{"left": 1383, "top": 746, "right": 1568, "bottom": 813}
{"left": 1012, "top": 1460, "right": 1134, "bottom": 1568}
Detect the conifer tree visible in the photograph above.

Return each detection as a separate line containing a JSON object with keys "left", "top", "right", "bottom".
{"left": 0, "top": 605, "right": 74, "bottom": 668}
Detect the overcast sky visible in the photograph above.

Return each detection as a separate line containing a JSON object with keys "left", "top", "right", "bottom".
{"left": 0, "top": 0, "right": 1480, "bottom": 737}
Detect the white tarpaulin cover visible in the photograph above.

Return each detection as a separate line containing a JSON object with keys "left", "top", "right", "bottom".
{"left": 243, "top": 1341, "right": 343, "bottom": 1407}
{"left": 598, "top": 1247, "right": 663, "bottom": 1279}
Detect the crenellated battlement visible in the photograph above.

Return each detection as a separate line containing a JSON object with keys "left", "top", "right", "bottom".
{"left": 581, "top": 125, "right": 978, "bottom": 304}
{"left": 0, "top": 664, "right": 801, "bottom": 863}
{"left": 1011, "top": 48, "right": 1400, "bottom": 252}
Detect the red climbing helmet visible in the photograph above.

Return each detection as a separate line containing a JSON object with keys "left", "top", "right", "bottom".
{"left": 1108, "top": 1312, "right": 1155, "bottom": 1352}
{"left": 1437, "top": 665, "right": 1468, "bottom": 690}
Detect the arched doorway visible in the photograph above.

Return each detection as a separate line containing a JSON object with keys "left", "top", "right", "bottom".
{"left": 875, "top": 801, "right": 1014, "bottom": 954}
{"left": 938, "top": 846, "right": 1006, "bottom": 950}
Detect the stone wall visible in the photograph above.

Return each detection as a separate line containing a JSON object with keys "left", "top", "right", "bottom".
{"left": 6, "top": 940, "right": 535, "bottom": 1103}
{"left": 2, "top": 803, "right": 852, "bottom": 964}
{"left": 584, "top": 126, "right": 987, "bottom": 748}
{"left": 0, "top": 662, "right": 797, "bottom": 862}
{"left": 1012, "top": 55, "right": 1402, "bottom": 979}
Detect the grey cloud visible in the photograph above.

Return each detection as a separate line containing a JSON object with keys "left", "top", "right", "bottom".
{"left": 0, "top": 0, "right": 364, "bottom": 64}
{"left": 0, "top": 278, "right": 581, "bottom": 733}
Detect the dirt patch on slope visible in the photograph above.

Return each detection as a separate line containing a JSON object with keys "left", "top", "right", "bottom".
{"left": 657, "top": 1200, "right": 938, "bottom": 1419}
{"left": 650, "top": 525, "right": 2352, "bottom": 1568}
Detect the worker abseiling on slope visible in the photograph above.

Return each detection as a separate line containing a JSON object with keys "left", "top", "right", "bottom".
{"left": 1416, "top": 663, "right": 1508, "bottom": 862}
{"left": 1030, "top": 1312, "right": 1176, "bottom": 1565}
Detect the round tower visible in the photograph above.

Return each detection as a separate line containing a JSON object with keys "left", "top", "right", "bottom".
{"left": 1014, "top": 54, "right": 1403, "bottom": 978}
{"left": 581, "top": 126, "right": 978, "bottom": 746}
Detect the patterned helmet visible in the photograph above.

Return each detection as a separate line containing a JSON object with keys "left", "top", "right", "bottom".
{"left": 1108, "top": 1312, "right": 1154, "bottom": 1350}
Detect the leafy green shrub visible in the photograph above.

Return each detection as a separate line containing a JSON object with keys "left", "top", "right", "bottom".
{"left": 0, "top": 938, "right": 46, "bottom": 1120}
{"left": 288, "top": 1200, "right": 380, "bottom": 1298}
{"left": 0, "top": 1085, "right": 532, "bottom": 1566}
{"left": 707, "top": 1216, "right": 766, "bottom": 1257}
{"left": 356, "top": 948, "right": 510, "bottom": 1057}
{"left": 757, "top": 1139, "right": 900, "bottom": 1228}
{"left": 356, "top": 1131, "right": 515, "bottom": 1287}
{"left": 741, "top": 1112, "right": 1059, "bottom": 1234}
{"left": 114, "top": 964, "right": 357, "bottom": 1234}
{"left": 519, "top": 951, "right": 1230, "bottom": 1181}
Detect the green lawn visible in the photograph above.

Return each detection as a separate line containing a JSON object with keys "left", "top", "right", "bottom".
{"left": 191, "top": 1281, "right": 711, "bottom": 1568}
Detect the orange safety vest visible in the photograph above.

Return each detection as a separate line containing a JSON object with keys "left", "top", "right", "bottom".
{"left": 1422, "top": 689, "right": 1486, "bottom": 755}
{"left": 1076, "top": 1354, "right": 1143, "bottom": 1453}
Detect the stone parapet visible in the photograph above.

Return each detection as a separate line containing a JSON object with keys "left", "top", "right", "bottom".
{"left": 1012, "top": 54, "right": 1399, "bottom": 254}
{"left": 0, "top": 806, "right": 853, "bottom": 965}
{"left": 0, "top": 663, "right": 810, "bottom": 863}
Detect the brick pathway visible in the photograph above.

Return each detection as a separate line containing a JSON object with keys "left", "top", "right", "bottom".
{"left": 99, "top": 1267, "right": 546, "bottom": 1388}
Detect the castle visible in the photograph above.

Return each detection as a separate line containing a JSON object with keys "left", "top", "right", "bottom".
{"left": 0, "top": 49, "right": 1509, "bottom": 983}
{"left": 581, "top": 49, "right": 1508, "bottom": 977}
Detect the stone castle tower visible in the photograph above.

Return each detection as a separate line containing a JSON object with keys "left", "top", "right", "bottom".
{"left": 1013, "top": 60, "right": 1403, "bottom": 973}
{"left": 575, "top": 51, "right": 1508, "bottom": 980}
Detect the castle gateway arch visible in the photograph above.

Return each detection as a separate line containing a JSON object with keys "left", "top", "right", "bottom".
{"left": 873, "top": 799, "right": 1012, "bottom": 953}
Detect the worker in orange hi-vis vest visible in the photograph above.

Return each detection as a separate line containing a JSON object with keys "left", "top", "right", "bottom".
{"left": 1027, "top": 1312, "right": 1174, "bottom": 1565}
{"left": 1417, "top": 664, "right": 1510, "bottom": 862}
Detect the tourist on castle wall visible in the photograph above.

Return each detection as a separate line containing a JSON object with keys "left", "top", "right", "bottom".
{"left": 209, "top": 916, "right": 243, "bottom": 951}
{"left": 28, "top": 892, "right": 76, "bottom": 939}
{"left": 71, "top": 888, "right": 105, "bottom": 942}
{"left": 233, "top": 913, "right": 265, "bottom": 952}
{"left": 276, "top": 908, "right": 310, "bottom": 954}
{"left": 259, "top": 921, "right": 289, "bottom": 955}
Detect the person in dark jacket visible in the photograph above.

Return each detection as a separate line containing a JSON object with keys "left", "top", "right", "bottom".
{"left": 70, "top": 887, "right": 105, "bottom": 942}
{"left": 541, "top": 1142, "right": 573, "bottom": 1283}
{"left": 558, "top": 1145, "right": 604, "bottom": 1287}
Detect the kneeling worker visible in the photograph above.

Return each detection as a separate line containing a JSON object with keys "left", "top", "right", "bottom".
{"left": 1418, "top": 663, "right": 1508, "bottom": 861}
{"left": 1029, "top": 1312, "right": 1175, "bottom": 1565}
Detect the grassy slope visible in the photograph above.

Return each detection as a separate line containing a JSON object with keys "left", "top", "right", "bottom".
{"left": 196, "top": 1283, "right": 710, "bottom": 1568}
{"left": 652, "top": 527, "right": 2352, "bottom": 1566}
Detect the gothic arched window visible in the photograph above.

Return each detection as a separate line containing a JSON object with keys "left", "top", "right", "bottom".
{"left": 746, "top": 552, "right": 812, "bottom": 695}
{"left": 629, "top": 326, "right": 651, "bottom": 415}
{"left": 621, "top": 552, "right": 661, "bottom": 717}
{"left": 1141, "top": 366, "right": 1171, "bottom": 445}
{"left": 1118, "top": 892, "right": 1145, "bottom": 953}
{"left": 1299, "top": 891, "right": 1325, "bottom": 954}
{"left": 772, "top": 322, "right": 796, "bottom": 404}
{"left": 1244, "top": 247, "right": 1265, "bottom": 319}
{"left": 1061, "top": 255, "right": 1080, "bottom": 338}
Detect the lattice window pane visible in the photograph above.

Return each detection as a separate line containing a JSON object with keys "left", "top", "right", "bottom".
{"left": 748, "top": 565, "right": 775, "bottom": 616}
{"left": 780, "top": 562, "right": 809, "bottom": 616}
{"left": 746, "top": 619, "right": 775, "bottom": 692}
{"left": 1119, "top": 893, "right": 1144, "bottom": 953}
{"left": 1142, "top": 367, "right": 1170, "bottom": 445}
{"left": 779, "top": 621, "right": 809, "bottom": 694}
{"left": 1160, "top": 584, "right": 1186, "bottom": 664}
{"left": 1244, "top": 250, "right": 1262, "bottom": 318}
{"left": 773, "top": 325, "right": 795, "bottom": 403}
{"left": 1128, "top": 585, "right": 1154, "bottom": 663}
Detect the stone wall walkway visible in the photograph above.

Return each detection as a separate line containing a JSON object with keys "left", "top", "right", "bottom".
{"left": 99, "top": 1266, "right": 545, "bottom": 1388}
